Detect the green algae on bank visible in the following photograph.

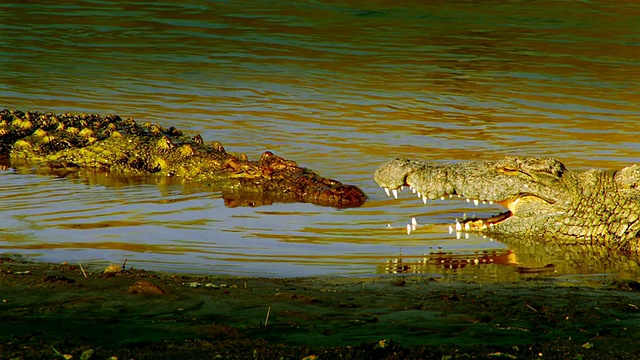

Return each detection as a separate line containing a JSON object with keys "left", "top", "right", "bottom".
{"left": 1, "top": 256, "right": 640, "bottom": 359}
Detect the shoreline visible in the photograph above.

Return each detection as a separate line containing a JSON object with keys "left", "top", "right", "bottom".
{"left": 2, "top": 256, "right": 639, "bottom": 359}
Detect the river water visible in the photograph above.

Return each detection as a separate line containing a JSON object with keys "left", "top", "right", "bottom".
{"left": 1, "top": 0, "right": 639, "bottom": 278}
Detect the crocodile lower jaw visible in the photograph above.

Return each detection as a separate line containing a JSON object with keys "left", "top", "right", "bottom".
{"left": 380, "top": 184, "right": 530, "bottom": 235}
{"left": 453, "top": 211, "right": 513, "bottom": 232}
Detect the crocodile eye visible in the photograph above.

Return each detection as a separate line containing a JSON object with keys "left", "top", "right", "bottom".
{"left": 244, "top": 168, "right": 258, "bottom": 176}
{"left": 499, "top": 166, "right": 519, "bottom": 174}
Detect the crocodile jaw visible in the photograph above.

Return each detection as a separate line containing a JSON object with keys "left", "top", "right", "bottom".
{"left": 456, "top": 195, "right": 555, "bottom": 231}
{"left": 387, "top": 182, "right": 556, "bottom": 233}
{"left": 374, "top": 158, "right": 563, "bottom": 234}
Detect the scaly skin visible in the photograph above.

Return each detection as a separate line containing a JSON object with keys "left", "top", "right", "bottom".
{"left": 0, "top": 109, "right": 367, "bottom": 208}
{"left": 374, "top": 157, "right": 640, "bottom": 252}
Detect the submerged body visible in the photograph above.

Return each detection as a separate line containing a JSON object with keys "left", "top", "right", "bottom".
{"left": 0, "top": 109, "right": 366, "bottom": 208}
{"left": 375, "top": 157, "right": 640, "bottom": 252}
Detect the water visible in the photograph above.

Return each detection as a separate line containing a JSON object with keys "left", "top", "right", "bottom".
{"left": 1, "top": 0, "right": 639, "bottom": 278}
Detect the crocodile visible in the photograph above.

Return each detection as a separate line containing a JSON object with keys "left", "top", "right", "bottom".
{"left": 0, "top": 109, "right": 366, "bottom": 208}
{"left": 374, "top": 156, "right": 640, "bottom": 252}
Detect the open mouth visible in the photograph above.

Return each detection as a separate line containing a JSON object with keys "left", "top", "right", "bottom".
{"left": 381, "top": 183, "right": 518, "bottom": 235}
{"left": 453, "top": 210, "right": 513, "bottom": 232}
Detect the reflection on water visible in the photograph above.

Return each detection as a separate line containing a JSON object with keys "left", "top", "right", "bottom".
{"left": 381, "top": 232, "right": 640, "bottom": 283}
{"left": 1, "top": 0, "right": 639, "bottom": 279}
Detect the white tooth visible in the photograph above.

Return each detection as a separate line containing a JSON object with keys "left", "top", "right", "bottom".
{"left": 448, "top": 225, "right": 453, "bottom": 234}
{"left": 456, "top": 231, "right": 461, "bottom": 240}
{"left": 455, "top": 220, "right": 462, "bottom": 231}
{"left": 422, "top": 196, "right": 427, "bottom": 204}
{"left": 387, "top": 224, "right": 392, "bottom": 228}
{"left": 482, "top": 200, "right": 486, "bottom": 205}
{"left": 489, "top": 201, "right": 494, "bottom": 205}
{"left": 440, "top": 196, "right": 445, "bottom": 200}
{"left": 411, "top": 188, "right": 416, "bottom": 194}
{"left": 465, "top": 232, "right": 470, "bottom": 239}
{"left": 417, "top": 191, "right": 422, "bottom": 198}
{"left": 466, "top": 198, "right": 471, "bottom": 203}
{"left": 473, "top": 199, "right": 479, "bottom": 206}
{"left": 464, "top": 222, "right": 470, "bottom": 231}
{"left": 400, "top": 186, "right": 404, "bottom": 191}
{"left": 384, "top": 188, "right": 390, "bottom": 196}
{"left": 406, "top": 224, "right": 412, "bottom": 235}
{"left": 392, "top": 189, "right": 398, "bottom": 199}
{"left": 449, "top": 194, "right": 453, "bottom": 198}
{"left": 411, "top": 217, "right": 417, "bottom": 229}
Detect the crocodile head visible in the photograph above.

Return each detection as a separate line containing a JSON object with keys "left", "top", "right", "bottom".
{"left": 208, "top": 151, "right": 368, "bottom": 208}
{"left": 374, "top": 156, "right": 640, "bottom": 250}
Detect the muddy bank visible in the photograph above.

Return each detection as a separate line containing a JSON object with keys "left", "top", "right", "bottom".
{"left": 1, "top": 256, "right": 639, "bottom": 359}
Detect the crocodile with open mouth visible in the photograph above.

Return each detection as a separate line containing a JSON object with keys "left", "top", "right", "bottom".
{"left": 0, "top": 109, "right": 367, "bottom": 208}
{"left": 374, "top": 156, "right": 640, "bottom": 252}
